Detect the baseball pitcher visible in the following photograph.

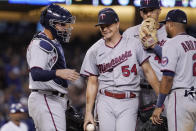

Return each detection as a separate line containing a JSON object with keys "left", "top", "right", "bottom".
{"left": 80, "top": 8, "right": 160, "bottom": 131}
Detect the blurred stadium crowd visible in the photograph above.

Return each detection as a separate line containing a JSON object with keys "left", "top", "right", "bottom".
{"left": 0, "top": 21, "right": 195, "bottom": 130}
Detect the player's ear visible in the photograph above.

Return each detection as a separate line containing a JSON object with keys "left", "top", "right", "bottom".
{"left": 116, "top": 22, "right": 120, "bottom": 29}
{"left": 140, "top": 10, "right": 144, "bottom": 18}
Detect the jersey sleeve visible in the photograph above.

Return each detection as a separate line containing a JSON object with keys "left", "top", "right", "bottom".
{"left": 27, "top": 40, "right": 49, "bottom": 69}
{"left": 80, "top": 48, "right": 98, "bottom": 76}
{"left": 123, "top": 27, "right": 134, "bottom": 38}
{"left": 122, "top": 25, "right": 140, "bottom": 38}
{"left": 136, "top": 41, "right": 150, "bottom": 65}
{"left": 161, "top": 42, "right": 178, "bottom": 73}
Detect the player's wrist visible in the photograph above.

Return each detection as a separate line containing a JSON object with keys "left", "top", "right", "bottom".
{"left": 156, "top": 93, "right": 167, "bottom": 108}
{"left": 55, "top": 70, "right": 60, "bottom": 77}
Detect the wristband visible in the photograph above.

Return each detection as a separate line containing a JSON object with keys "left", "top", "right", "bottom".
{"left": 153, "top": 44, "right": 162, "bottom": 58}
{"left": 156, "top": 93, "right": 167, "bottom": 108}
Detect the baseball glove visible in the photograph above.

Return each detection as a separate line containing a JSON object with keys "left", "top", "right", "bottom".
{"left": 66, "top": 105, "right": 84, "bottom": 131}
{"left": 140, "top": 116, "right": 168, "bottom": 131}
{"left": 139, "top": 18, "right": 158, "bottom": 49}
{"left": 138, "top": 102, "right": 156, "bottom": 123}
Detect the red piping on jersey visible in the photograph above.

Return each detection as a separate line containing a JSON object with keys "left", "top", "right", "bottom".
{"left": 84, "top": 70, "right": 98, "bottom": 76}
{"left": 29, "top": 66, "right": 43, "bottom": 72}
{"left": 104, "top": 36, "right": 122, "bottom": 48}
{"left": 174, "top": 92, "right": 177, "bottom": 131}
{"left": 139, "top": 56, "right": 150, "bottom": 66}
{"left": 44, "top": 94, "right": 58, "bottom": 131}
{"left": 80, "top": 73, "right": 89, "bottom": 78}
{"left": 31, "top": 66, "right": 43, "bottom": 70}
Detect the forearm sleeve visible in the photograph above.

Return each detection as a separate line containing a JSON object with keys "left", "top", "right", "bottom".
{"left": 30, "top": 67, "right": 56, "bottom": 82}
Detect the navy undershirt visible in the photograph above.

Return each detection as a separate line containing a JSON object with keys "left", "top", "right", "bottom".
{"left": 163, "top": 71, "right": 175, "bottom": 77}
{"left": 30, "top": 67, "right": 56, "bottom": 82}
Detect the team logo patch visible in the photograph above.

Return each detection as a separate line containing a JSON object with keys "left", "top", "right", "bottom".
{"left": 161, "top": 57, "right": 168, "bottom": 66}
{"left": 100, "top": 13, "right": 106, "bottom": 20}
{"left": 144, "top": 0, "right": 150, "bottom": 5}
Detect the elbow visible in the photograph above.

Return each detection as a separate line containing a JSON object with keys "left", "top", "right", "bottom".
{"left": 30, "top": 68, "right": 42, "bottom": 81}
{"left": 31, "top": 73, "right": 40, "bottom": 81}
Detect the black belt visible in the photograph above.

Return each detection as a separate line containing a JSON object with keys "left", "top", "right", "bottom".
{"left": 140, "top": 84, "right": 152, "bottom": 89}
{"left": 31, "top": 89, "right": 65, "bottom": 98}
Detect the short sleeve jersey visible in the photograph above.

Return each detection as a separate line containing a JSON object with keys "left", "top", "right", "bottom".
{"left": 161, "top": 34, "right": 196, "bottom": 89}
{"left": 80, "top": 37, "right": 150, "bottom": 91}
{"left": 123, "top": 24, "right": 168, "bottom": 81}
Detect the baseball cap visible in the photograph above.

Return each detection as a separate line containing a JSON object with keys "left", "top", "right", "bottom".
{"left": 9, "top": 103, "right": 25, "bottom": 114}
{"left": 160, "top": 9, "right": 187, "bottom": 24}
{"left": 140, "top": 0, "right": 160, "bottom": 9}
{"left": 95, "top": 8, "right": 119, "bottom": 26}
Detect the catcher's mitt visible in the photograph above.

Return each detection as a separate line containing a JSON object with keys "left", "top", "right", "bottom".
{"left": 139, "top": 18, "right": 158, "bottom": 49}
{"left": 140, "top": 116, "right": 168, "bottom": 131}
{"left": 66, "top": 106, "right": 84, "bottom": 131}
{"left": 138, "top": 102, "right": 156, "bottom": 123}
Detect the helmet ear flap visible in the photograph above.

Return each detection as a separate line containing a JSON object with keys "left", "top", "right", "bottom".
{"left": 40, "top": 9, "right": 47, "bottom": 27}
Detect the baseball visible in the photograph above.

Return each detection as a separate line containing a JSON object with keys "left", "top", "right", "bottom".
{"left": 86, "top": 123, "right": 95, "bottom": 131}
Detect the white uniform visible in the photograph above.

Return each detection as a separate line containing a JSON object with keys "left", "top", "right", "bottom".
{"left": 26, "top": 32, "right": 68, "bottom": 131}
{"left": 0, "top": 121, "right": 28, "bottom": 131}
{"left": 161, "top": 34, "right": 196, "bottom": 131}
{"left": 80, "top": 36, "right": 150, "bottom": 131}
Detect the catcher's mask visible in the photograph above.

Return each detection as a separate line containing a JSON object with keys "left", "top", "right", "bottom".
{"left": 40, "top": 4, "right": 76, "bottom": 43}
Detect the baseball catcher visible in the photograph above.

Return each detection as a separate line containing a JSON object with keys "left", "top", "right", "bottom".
{"left": 139, "top": 18, "right": 158, "bottom": 49}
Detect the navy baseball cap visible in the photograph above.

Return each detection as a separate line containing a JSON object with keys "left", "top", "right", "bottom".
{"left": 140, "top": 0, "right": 160, "bottom": 9}
{"left": 9, "top": 103, "right": 25, "bottom": 114}
{"left": 95, "top": 8, "right": 119, "bottom": 26}
{"left": 160, "top": 9, "right": 187, "bottom": 24}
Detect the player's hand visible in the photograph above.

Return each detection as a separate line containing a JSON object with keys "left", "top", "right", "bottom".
{"left": 56, "top": 69, "right": 79, "bottom": 81}
{"left": 83, "top": 112, "right": 95, "bottom": 131}
{"left": 151, "top": 107, "right": 163, "bottom": 125}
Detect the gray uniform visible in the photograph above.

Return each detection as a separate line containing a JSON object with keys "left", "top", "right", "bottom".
{"left": 162, "top": 34, "right": 196, "bottom": 131}
{"left": 123, "top": 24, "right": 168, "bottom": 106}
{"left": 80, "top": 36, "right": 149, "bottom": 131}
{"left": 27, "top": 33, "right": 68, "bottom": 131}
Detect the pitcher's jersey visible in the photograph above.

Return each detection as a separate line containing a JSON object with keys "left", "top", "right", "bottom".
{"left": 123, "top": 24, "right": 168, "bottom": 80}
{"left": 26, "top": 32, "right": 68, "bottom": 94}
{"left": 80, "top": 37, "right": 150, "bottom": 91}
{"left": 161, "top": 34, "right": 196, "bottom": 89}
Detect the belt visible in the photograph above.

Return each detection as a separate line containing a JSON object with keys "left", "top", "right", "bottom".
{"left": 99, "top": 90, "right": 136, "bottom": 99}
{"left": 140, "top": 84, "right": 152, "bottom": 89}
{"left": 31, "top": 89, "right": 65, "bottom": 98}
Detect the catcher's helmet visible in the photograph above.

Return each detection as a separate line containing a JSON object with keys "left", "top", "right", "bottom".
{"left": 40, "top": 4, "right": 76, "bottom": 43}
